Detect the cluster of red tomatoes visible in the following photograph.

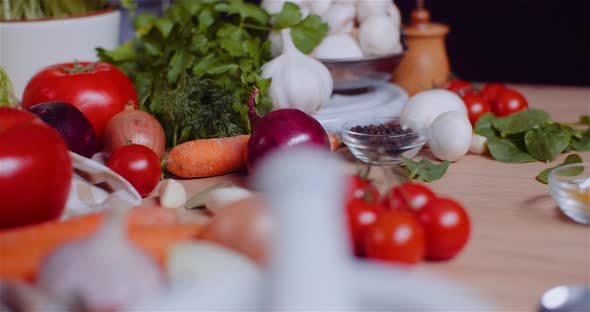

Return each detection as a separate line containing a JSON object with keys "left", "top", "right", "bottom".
{"left": 446, "top": 80, "right": 529, "bottom": 126}
{"left": 0, "top": 62, "right": 161, "bottom": 229}
{"left": 346, "top": 176, "right": 470, "bottom": 265}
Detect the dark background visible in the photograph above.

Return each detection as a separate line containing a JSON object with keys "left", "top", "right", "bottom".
{"left": 393, "top": 0, "right": 590, "bottom": 86}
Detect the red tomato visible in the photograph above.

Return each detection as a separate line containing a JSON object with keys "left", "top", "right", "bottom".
{"left": 461, "top": 92, "right": 492, "bottom": 125}
{"left": 415, "top": 197, "right": 470, "bottom": 260}
{"left": 445, "top": 80, "right": 472, "bottom": 96}
{"left": 21, "top": 62, "right": 138, "bottom": 142}
{"left": 0, "top": 107, "right": 40, "bottom": 132}
{"left": 0, "top": 109, "right": 72, "bottom": 228}
{"left": 106, "top": 144, "right": 161, "bottom": 197}
{"left": 479, "top": 83, "right": 506, "bottom": 104}
{"left": 492, "top": 88, "right": 529, "bottom": 117}
{"left": 346, "top": 175, "right": 380, "bottom": 204}
{"left": 364, "top": 210, "right": 426, "bottom": 264}
{"left": 347, "top": 199, "right": 381, "bottom": 257}
{"left": 382, "top": 182, "right": 436, "bottom": 211}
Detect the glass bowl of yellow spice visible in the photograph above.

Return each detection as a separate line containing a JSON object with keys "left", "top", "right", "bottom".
{"left": 549, "top": 163, "right": 590, "bottom": 225}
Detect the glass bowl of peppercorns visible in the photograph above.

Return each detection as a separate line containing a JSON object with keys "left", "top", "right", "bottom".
{"left": 341, "top": 117, "right": 427, "bottom": 165}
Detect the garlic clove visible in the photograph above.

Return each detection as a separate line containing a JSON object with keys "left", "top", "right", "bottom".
{"left": 313, "top": 34, "right": 363, "bottom": 59}
{"left": 469, "top": 134, "right": 488, "bottom": 155}
{"left": 359, "top": 15, "right": 401, "bottom": 56}
{"left": 427, "top": 111, "right": 473, "bottom": 162}
{"left": 204, "top": 186, "right": 252, "bottom": 213}
{"left": 159, "top": 179, "right": 187, "bottom": 209}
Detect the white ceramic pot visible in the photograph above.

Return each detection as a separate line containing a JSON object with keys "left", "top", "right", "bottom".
{"left": 0, "top": 9, "right": 121, "bottom": 99}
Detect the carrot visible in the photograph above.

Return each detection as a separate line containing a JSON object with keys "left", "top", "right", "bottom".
{"left": 0, "top": 208, "right": 201, "bottom": 281}
{"left": 166, "top": 135, "right": 250, "bottom": 178}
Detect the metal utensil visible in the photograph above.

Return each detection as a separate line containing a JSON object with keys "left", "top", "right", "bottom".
{"left": 539, "top": 284, "right": 590, "bottom": 312}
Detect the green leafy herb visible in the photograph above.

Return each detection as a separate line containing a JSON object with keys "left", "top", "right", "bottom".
{"left": 486, "top": 137, "right": 536, "bottom": 163}
{"left": 571, "top": 130, "right": 590, "bottom": 151}
{"left": 401, "top": 157, "right": 450, "bottom": 182}
{"left": 474, "top": 113, "right": 498, "bottom": 139}
{"left": 491, "top": 109, "right": 550, "bottom": 137}
{"left": 536, "top": 154, "right": 584, "bottom": 184}
{"left": 0, "top": 65, "right": 17, "bottom": 108}
{"left": 98, "top": 0, "right": 327, "bottom": 147}
{"left": 524, "top": 123, "right": 572, "bottom": 162}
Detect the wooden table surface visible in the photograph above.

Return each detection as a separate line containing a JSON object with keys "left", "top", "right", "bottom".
{"left": 143, "top": 84, "right": 590, "bottom": 311}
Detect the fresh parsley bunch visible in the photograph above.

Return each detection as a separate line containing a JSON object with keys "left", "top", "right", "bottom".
{"left": 98, "top": 0, "right": 327, "bottom": 147}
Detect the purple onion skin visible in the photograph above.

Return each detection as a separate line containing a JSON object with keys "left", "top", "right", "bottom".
{"left": 27, "top": 102, "right": 97, "bottom": 158}
{"left": 247, "top": 109, "right": 330, "bottom": 171}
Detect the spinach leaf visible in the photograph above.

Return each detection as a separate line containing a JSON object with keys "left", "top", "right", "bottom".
{"left": 487, "top": 138, "right": 536, "bottom": 163}
{"left": 524, "top": 123, "right": 572, "bottom": 162}
{"left": 401, "top": 158, "right": 450, "bottom": 182}
{"left": 474, "top": 113, "right": 498, "bottom": 139}
{"left": 571, "top": 130, "right": 590, "bottom": 151}
{"left": 536, "top": 154, "right": 583, "bottom": 184}
{"left": 491, "top": 109, "right": 551, "bottom": 137}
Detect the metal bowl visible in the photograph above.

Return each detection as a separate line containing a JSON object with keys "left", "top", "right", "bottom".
{"left": 318, "top": 52, "right": 405, "bottom": 92}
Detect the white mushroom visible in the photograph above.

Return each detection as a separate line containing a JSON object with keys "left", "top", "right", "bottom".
{"left": 400, "top": 89, "right": 468, "bottom": 131}
{"left": 427, "top": 111, "right": 473, "bottom": 162}
{"left": 313, "top": 34, "right": 364, "bottom": 59}
{"left": 308, "top": 0, "right": 333, "bottom": 16}
{"left": 357, "top": 0, "right": 391, "bottom": 22}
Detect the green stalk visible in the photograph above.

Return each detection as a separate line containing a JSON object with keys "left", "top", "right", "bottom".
{"left": 2, "top": 0, "right": 10, "bottom": 21}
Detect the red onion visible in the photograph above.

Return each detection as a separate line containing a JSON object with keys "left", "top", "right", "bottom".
{"left": 246, "top": 88, "right": 330, "bottom": 171}
{"left": 27, "top": 102, "right": 97, "bottom": 158}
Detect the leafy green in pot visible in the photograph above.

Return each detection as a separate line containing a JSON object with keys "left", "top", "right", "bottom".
{"left": 98, "top": 0, "right": 327, "bottom": 147}
{"left": 401, "top": 157, "right": 450, "bottom": 182}
{"left": 536, "top": 154, "right": 584, "bottom": 184}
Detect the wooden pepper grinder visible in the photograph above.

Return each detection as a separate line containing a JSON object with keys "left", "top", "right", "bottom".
{"left": 392, "top": 0, "right": 451, "bottom": 95}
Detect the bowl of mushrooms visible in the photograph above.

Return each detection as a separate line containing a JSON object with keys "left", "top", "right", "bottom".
{"left": 310, "top": 0, "right": 405, "bottom": 91}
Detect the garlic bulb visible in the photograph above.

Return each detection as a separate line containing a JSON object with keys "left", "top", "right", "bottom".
{"left": 261, "top": 29, "right": 333, "bottom": 113}
{"left": 387, "top": 3, "right": 402, "bottom": 29}
{"left": 321, "top": 2, "right": 356, "bottom": 34}
{"left": 357, "top": 0, "right": 391, "bottom": 22}
{"left": 359, "top": 15, "right": 402, "bottom": 56}
{"left": 313, "top": 34, "right": 363, "bottom": 59}
{"left": 262, "top": 0, "right": 309, "bottom": 16}
{"left": 269, "top": 31, "right": 283, "bottom": 57}
{"left": 308, "top": 0, "right": 333, "bottom": 16}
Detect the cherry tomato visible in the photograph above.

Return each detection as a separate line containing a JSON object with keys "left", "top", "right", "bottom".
{"left": 461, "top": 92, "right": 492, "bottom": 125}
{"left": 445, "top": 80, "right": 472, "bottom": 96}
{"left": 0, "top": 109, "right": 72, "bottom": 228}
{"left": 415, "top": 197, "right": 470, "bottom": 261}
{"left": 382, "top": 182, "right": 436, "bottom": 211}
{"left": 363, "top": 210, "right": 426, "bottom": 264}
{"left": 347, "top": 199, "right": 382, "bottom": 257}
{"left": 346, "top": 175, "right": 380, "bottom": 204}
{"left": 21, "top": 62, "right": 138, "bottom": 142}
{"left": 492, "top": 88, "right": 529, "bottom": 117}
{"left": 106, "top": 144, "right": 161, "bottom": 197}
{"left": 479, "top": 83, "right": 506, "bottom": 104}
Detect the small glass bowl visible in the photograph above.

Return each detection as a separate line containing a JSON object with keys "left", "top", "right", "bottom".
{"left": 341, "top": 117, "right": 426, "bottom": 166}
{"left": 548, "top": 163, "right": 590, "bottom": 225}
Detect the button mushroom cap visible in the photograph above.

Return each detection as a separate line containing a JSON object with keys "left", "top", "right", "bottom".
{"left": 400, "top": 89, "right": 468, "bottom": 131}
{"left": 427, "top": 111, "right": 473, "bottom": 162}
{"left": 357, "top": 0, "right": 392, "bottom": 22}
{"left": 321, "top": 2, "right": 356, "bottom": 34}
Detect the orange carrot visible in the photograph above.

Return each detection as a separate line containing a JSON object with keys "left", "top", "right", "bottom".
{"left": 166, "top": 135, "right": 250, "bottom": 178}
{"left": 0, "top": 208, "right": 201, "bottom": 281}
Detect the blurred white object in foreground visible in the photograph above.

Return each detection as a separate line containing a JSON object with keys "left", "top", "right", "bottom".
{"left": 134, "top": 147, "right": 493, "bottom": 310}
